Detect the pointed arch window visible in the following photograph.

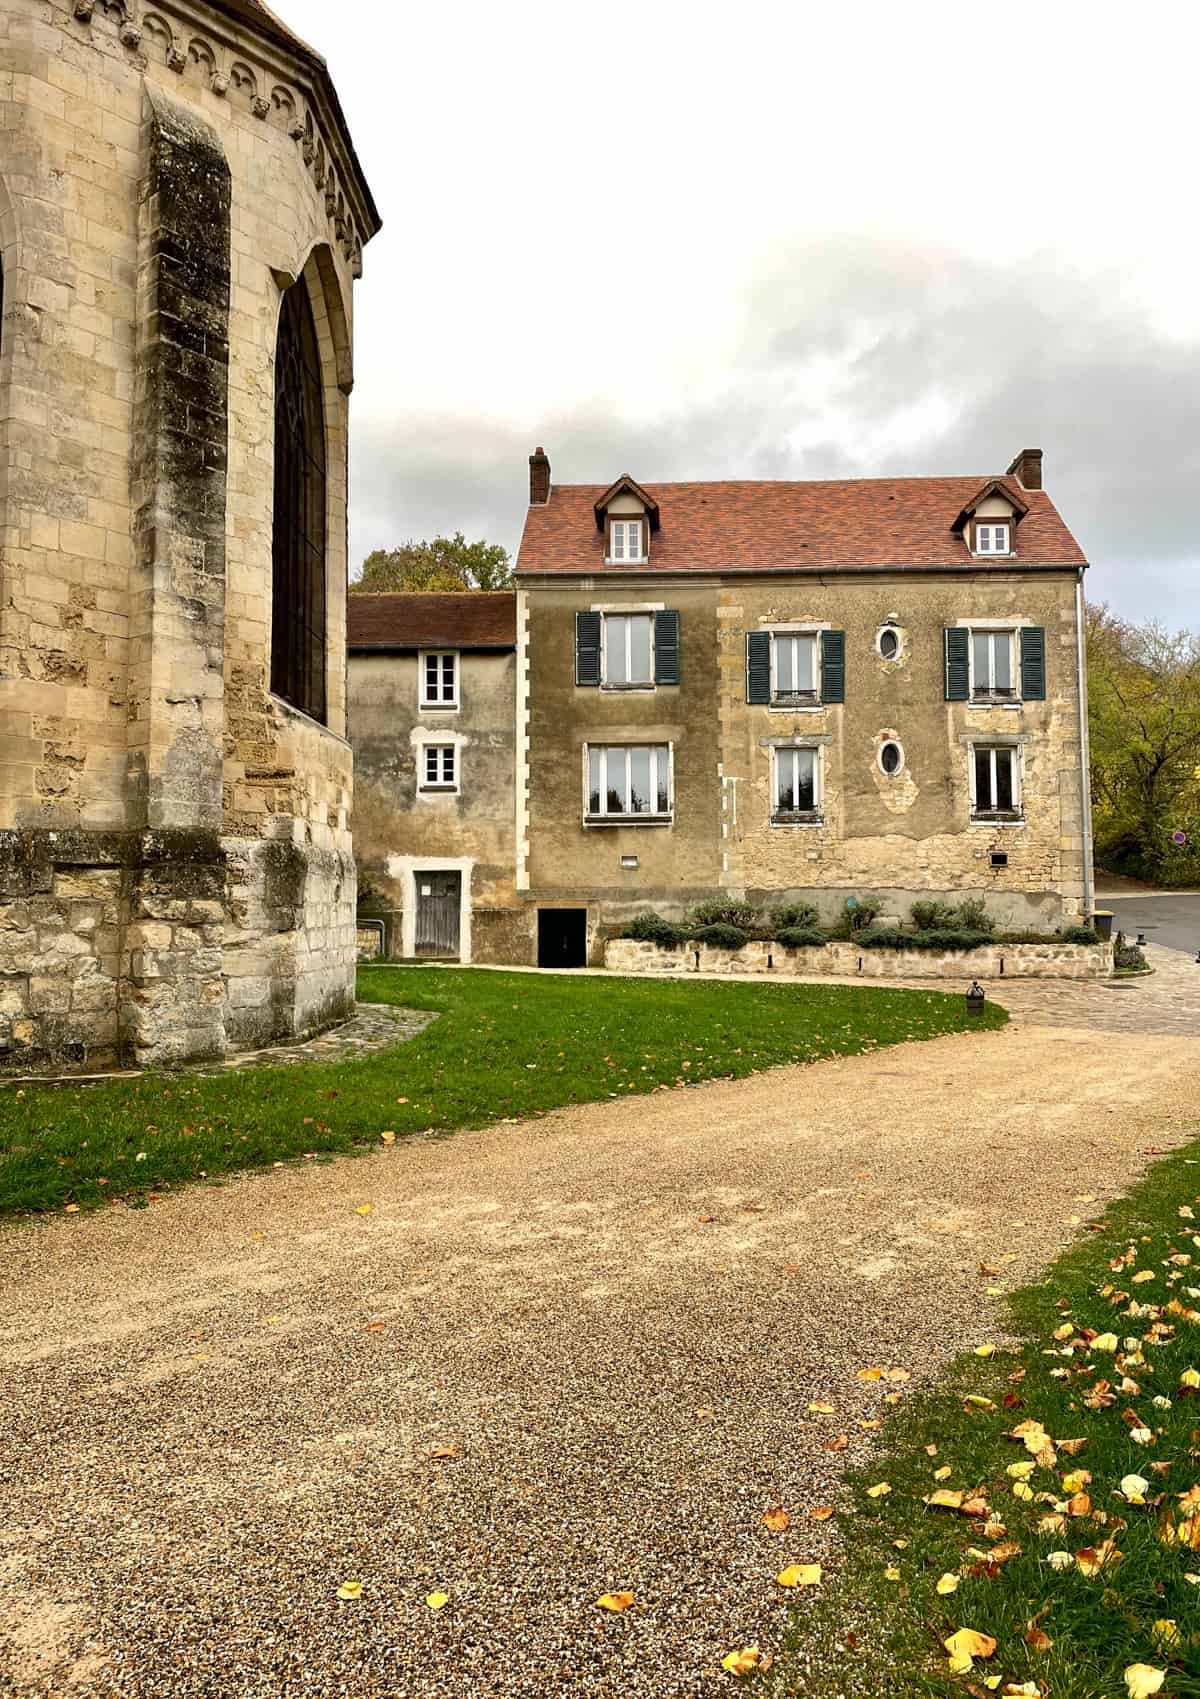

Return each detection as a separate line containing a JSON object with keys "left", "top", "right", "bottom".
{"left": 271, "top": 277, "right": 327, "bottom": 722}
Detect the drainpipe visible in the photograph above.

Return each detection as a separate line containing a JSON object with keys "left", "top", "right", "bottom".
{"left": 1075, "top": 570, "right": 1095, "bottom": 920}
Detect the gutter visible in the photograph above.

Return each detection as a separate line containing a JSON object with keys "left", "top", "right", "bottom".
{"left": 1075, "top": 570, "right": 1095, "bottom": 920}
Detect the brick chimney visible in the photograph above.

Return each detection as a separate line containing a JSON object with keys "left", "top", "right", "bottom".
{"left": 529, "top": 445, "right": 551, "bottom": 505}
{"left": 1006, "top": 447, "right": 1043, "bottom": 491}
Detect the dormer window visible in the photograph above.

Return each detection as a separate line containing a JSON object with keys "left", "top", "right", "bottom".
{"left": 975, "top": 522, "right": 1011, "bottom": 556}
{"left": 607, "top": 519, "right": 645, "bottom": 564}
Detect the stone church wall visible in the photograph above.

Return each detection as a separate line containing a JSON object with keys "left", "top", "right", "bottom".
{"left": 0, "top": 0, "right": 377, "bottom": 1069}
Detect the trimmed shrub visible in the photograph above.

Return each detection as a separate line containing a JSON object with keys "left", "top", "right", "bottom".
{"left": 691, "top": 923, "right": 750, "bottom": 950}
{"left": 771, "top": 902, "right": 820, "bottom": 932}
{"left": 686, "top": 901, "right": 762, "bottom": 932}
{"left": 776, "top": 926, "right": 828, "bottom": 948}
{"left": 1113, "top": 930, "right": 1148, "bottom": 970}
{"left": 910, "top": 899, "right": 957, "bottom": 931}
{"left": 1061, "top": 925, "right": 1101, "bottom": 945}
{"left": 952, "top": 898, "right": 995, "bottom": 935}
{"left": 859, "top": 928, "right": 911, "bottom": 949}
{"left": 997, "top": 929, "right": 1062, "bottom": 944}
{"left": 918, "top": 928, "right": 994, "bottom": 952}
{"left": 622, "top": 912, "right": 687, "bottom": 947}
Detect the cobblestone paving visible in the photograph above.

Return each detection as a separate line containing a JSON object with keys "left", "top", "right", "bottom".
{"left": 978, "top": 944, "right": 1200, "bottom": 1036}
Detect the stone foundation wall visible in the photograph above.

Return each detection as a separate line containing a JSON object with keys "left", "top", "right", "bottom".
{"left": 605, "top": 936, "right": 1113, "bottom": 981}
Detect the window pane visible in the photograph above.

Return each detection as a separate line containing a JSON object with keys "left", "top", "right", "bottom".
{"left": 441, "top": 654, "right": 455, "bottom": 698}
{"left": 775, "top": 638, "right": 795, "bottom": 694}
{"left": 606, "top": 615, "right": 628, "bottom": 685}
{"left": 605, "top": 746, "right": 626, "bottom": 814}
{"left": 442, "top": 748, "right": 454, "bottom": 783}
{"left": 995, "top": 749, "right": 1014, "bottom": 810}
{"left": 796, "top": 637, "right": 815, "bottom": 692}
{"left": 628, "top": 615, "right": 652, "bottom": 683}
{"left": 975, "top": 747, "right": 992, "bottom": 808}
{"left": 425, "top": 656, "right": 438, "bottom": 699}
{"left": 995, "top": 526, "right": 1007, "bottom": 552}
{"left": 776, "top": 749, "right": 795, "bottom": 810}
{"left": 630, "top": 522, "right": 641, "bottom": 558}
{"left": 629, "top": 747, "right": 651, "bottom": 813}
{"left": 972, "top": 632, "right": 991, "bottom": 690}
{"left": 993, "top": 635, "right": 1012, "bottom": 693}
{"left": 613, "top": 524, "right": 625, "bottom": 559}
{"left": 425, "top": 747, "right": 437, "bottom": 783}
{"left": 588, "top": 747, "right": 602, "bottom": 814}
{"left": 796, "top": 748, "right": 816, "bottom": 809}
{"left": 656, "top": 752, "right": 669, "bottom": 814}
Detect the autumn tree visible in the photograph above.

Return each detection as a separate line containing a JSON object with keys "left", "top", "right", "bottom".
{"left": 351, "top": 532, "right": 512, "bottom": 593}
{"left": 1087, "top": 603, "right": 1200, "bottom": 885}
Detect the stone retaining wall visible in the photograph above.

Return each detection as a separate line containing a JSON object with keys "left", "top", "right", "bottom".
{"left": 604, "top": 937, "right": 1113, "bottom": 981}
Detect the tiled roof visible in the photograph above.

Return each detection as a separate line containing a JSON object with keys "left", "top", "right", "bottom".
{"left": 347, "top": 592, "right": 516, "bottom": 651}
{"left": 516, "top": 475, "right": 1087, "bottom": 575}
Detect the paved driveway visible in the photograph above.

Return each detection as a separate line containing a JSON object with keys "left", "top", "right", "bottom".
{"left": 1103, "top": 892, "right": 1200, "bottom": 954}
{"left": 3, "top": 1002, "right": 1199, "bottom": 1697}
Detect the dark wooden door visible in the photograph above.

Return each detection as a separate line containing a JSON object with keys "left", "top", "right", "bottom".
{"left": 537, "top": 908, "right": 587, "bottom": 968}
{"left": 415, "top": 871, "right": 461, "bottom": 957}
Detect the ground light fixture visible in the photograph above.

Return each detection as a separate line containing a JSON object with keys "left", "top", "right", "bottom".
{"left": 966, "top": 980, "right": 986, "bottom": 1016}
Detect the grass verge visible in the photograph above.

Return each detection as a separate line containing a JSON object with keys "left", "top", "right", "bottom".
{"left": 769, "top": 1134, "right": 1200, "bottom": 1699}
{"left": 0, "top": 968, "right": 1004, "bottom": 1217}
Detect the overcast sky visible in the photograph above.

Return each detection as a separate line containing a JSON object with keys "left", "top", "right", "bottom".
{"left": 284, "top": 0, "right": 1199, "bottom": 627}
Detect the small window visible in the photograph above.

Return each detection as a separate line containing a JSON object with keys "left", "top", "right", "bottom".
{"left": 879, "top": 740, "right": 903, "bottom": 775}
{"left": 421, "top": 744, "right": 456, "bottom": 789}
{"left": 771, "top": 633, "right": 819, "bottom": 703}
{"left": 420, "top": 650, "right": 459, "bottom": 709}
{"left": 608, "top": 519, "right": 645, "bottom": 563}
{"left": 772, "top": 746, "right": 821, "bottom": 820}
{"left": 586, "top": 744, "right": 671, "bottom": 821}
{"left": 878, "top": 626, "right": 900, "bottom": 660}
{"left": 975, "top": 522, "right": 1011, "bottom": 556}
{"left": 602, "top": 612, "right": 654, "bottom": 687}
{"left": 970, "top": 630, "right": 1016, "bottom": 700}
{"left": 972, "top": 744, "right": 1021, "bottom": 820}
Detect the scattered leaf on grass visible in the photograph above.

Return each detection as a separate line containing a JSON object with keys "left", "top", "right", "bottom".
{"left": 776, "top": 1563, "right": 821, "bottom": 1588}
{"left": 935, "top": 1573, "right": 959, "bottom": 1595}
{"left": 1124, "top": 1667, "right": 1166, "bottom": 1699}
{"left": 380, "top": 1131, "right": 396, "bottom": 1146}
{"left": 943, "top": 1627, "right": 997, "bottom": 1674}
{"left": 866, "top": 1482, "right": 891, "bottom": 1499}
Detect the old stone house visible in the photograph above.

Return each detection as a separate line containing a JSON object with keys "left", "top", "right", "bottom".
{"left": 348, "top": 592, "right": 519, "bottom": 964}
{"left": 0, "top": 0, "right": 378, "bottom": 1069}
{"left": 514, "top": 446, "right": 1092, "bottom": 966}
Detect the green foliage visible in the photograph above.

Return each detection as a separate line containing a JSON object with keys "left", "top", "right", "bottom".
{"left": 857, "top": 927, "right": 911, "bottom": 949}
{"left": 775, "top": 926, "right": 828, "bottom": 948}
{"left": 951, "top": 897, "right": 994, "bottom": 934}
{"left": 828, "top": 896, "right": 883, "bottom": 939}
{"left": 911, "top": 898, "right": 995, "bottom": 934}
{"left": 1113, "top": 929, "right": 1149, "bottom": 971}
{"left": 621, "top": 912, "right": 687, "bottom": 947}
{"left": 1061, "top": 924, "right": 1101, "bottom": 944}
{"left": 690, "top": 923, "right": 750, "bottom": 950}
{"left": 1088, "top": 602, "right": 1200, "bottom": 887}
{"left": 862, "top": 928, "right": 993, "bottom": 951}
{"left": 0, "top": 970, "right": 1003, "bottom": 1215}
{"left": 353, "top": 532, "right": 513, "bottom": 593}
{"left": 686, "top": 900, "right": 763, "bottom": 932}
{"left": 770, "top": 902, "right": 821, "bottom": 932}
{"left": 909, "top": 899, "right": 957, "bottom": 930}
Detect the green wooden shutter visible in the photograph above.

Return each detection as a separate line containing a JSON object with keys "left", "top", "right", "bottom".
{"left": 654, "top": 609, "right": 680, "bottom": 685}
{"left": 575, "top": 611, "right": 601, "bottom": 686}
{"left": 820, "top": 630, "right": 845, "bottom": 703}
{"left": 1020, "top": 626, "right": 1046, "bottom": 700}
{"left": 746, "top": 631, "right": 771, "bottom": 704}
{"left": 944, "top": 627, "right": 970, "bottom": 700}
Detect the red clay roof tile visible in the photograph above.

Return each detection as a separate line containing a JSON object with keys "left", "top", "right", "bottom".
{"left": 347, "top": 592, "right": 516, "bottom": 651}
{"left": 516, "top": 475, "right": 1086, "bottom": 576}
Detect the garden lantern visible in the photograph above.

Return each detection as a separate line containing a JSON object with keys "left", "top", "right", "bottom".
{"left": 966, "top": 981, "right": 986, "bottom": 1016}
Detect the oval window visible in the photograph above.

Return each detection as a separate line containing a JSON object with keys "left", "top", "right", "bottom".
{"left": 880, "top": 741, "right": 903, "bottom": 775}
{"left": 878, "top": 627, "right": 900, "bottom": 660}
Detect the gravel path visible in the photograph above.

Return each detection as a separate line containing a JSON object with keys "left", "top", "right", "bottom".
{"left": 2, "top": 1021, "right": 1198, "bottom": 1697}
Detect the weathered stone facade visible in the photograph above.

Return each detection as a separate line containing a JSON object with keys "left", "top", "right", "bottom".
{"left": 0, "top": 0, "right": 378, "bottom": 1069}
{"left": 347, "top": 593, "right": 522, "bottom": 964}
{"left": 605, "top": 936, "right": 1113, "bottom": 982}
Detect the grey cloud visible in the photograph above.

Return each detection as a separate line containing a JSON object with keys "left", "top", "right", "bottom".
{"left": 349, "top": 237, "right": 1200, "bottom": 627}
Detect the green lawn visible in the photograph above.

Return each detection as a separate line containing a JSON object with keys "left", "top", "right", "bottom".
{"left": 0, "top": 968, "right": 1003, "bottom": 1218}
{"left": 771, "top": 1134, "right": 1200, "bottom": 1699}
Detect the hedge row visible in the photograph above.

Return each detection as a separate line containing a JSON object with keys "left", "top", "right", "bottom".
{"left": 618, "top": 911, "right": 1100, "bottom": 952}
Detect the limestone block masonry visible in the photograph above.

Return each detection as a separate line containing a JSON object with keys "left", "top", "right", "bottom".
{"left": 605, "top": 937, "right": 1114, "bottom": 982}
{"left": 0, "top": 0, "right": 379, "bottom": 1069}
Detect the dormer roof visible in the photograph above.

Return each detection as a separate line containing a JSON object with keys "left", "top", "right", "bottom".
{"left": 593, "top": 474, "right": 661, "bottom": 532}
{"left": 950, "top": 476, "right": 1030, "bottom": 534}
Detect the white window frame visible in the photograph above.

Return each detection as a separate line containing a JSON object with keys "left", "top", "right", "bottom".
{"left": 418, "top": 649, "right": 459, "bottom": 710}
{"left": 606, "top": 519, "right": 646, "bottom": 565}
{"left": 770, "top": 744, "right": 823, "bottom": 822}
{"left": 583, "top": 742, "right": 674, "bottom": 824}
{"left": 769, "top": 630, "right": 820, "bottom": 704}
{"left": 600, "top": 611, "right": 655, "bottom": 690}
{"left": 968, "top": 627, "right": 1018, "bottom": 701}
{"left": 968, "top": 741, "right": 1022, "bottom": 821}
{"left": 974, "top": 522, "right": 1011, "bottom": 556}
{"left": 419, "top": 742, "right": 458, "bottom": 793}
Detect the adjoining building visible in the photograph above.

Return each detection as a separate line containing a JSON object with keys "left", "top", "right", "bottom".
{"left": 513, "top": 446, "right": 1090, "bottom": 967}
{"left": 347, "top": 593, "right": 519, "bottom": 964}
{"left": 0, "top": 0, "right": 379, "bottom": 1069}
{"left": 348, "top": 447, "right": 1091, "bottom": 971}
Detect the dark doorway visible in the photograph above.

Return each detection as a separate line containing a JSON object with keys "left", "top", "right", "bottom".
{"left": 537, "top": 907, "right": 587, "bottom": 969}
{"left": 414, "top": 871, "right": 461, "bottom": 957}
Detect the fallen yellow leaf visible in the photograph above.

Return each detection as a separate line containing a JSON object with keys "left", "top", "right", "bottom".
{"left": 866, "top": 1482, "right": 891, "bottom": 1499}
{"left": 808, "top": 1402, "right": 836, "bottom": 1415}
{"left": 943, "top": 1627, "right": 997, "bottom": 1673}
{"left": 596, "top": 1591, "right": 634, "bottom": 1612}
{"left": 884, "top": 1565, "right": 901, "bottom": 1581}
{"left": 810, "top": 1506, "right": 834, "bottom": 1521}
{"left": 380, "top": 1131, "right": 396, "bottom": 1146}
{"left": 776, "top": 1563, "right": 821, "bottom": 1588}
{"left": 722, "top": 1647, "right": 761, "bottom": 1675}
{"left": 935, "top": 1573, "right": 959, "bottom": 1595}
{"left": 974, "top": 1344, "right": 996, "bottom": 1358}
{"left": 1124, "top": 1666, "right": 1166, "bottom": 1699}
{"left": 336, "top": 1580, "right": 362, "bottom": 1600}
{"left": 934, "top": 1465, "right": 953, "bottom": 1481}
{"left": 354, "top": 1205, "right": 372, "bottom": 1216}
{"left": 425, "top": 1591, "right": 449, "bottom": 1610}
{"left": 762, "top": 1506, "right": 790, "bottom": 1532}
{"left": 857, "top": 1366, "right": 884, "bottom": 1381}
